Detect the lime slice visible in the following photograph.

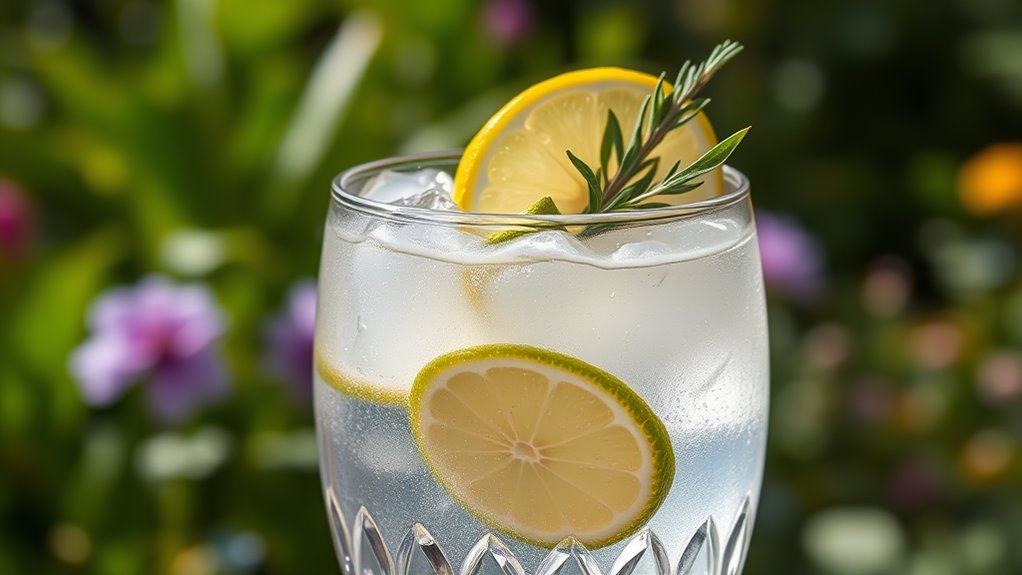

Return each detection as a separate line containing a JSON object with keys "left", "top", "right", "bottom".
{"left": 454, "top": 67, "right": 722, "bottom": 214}
{"left": 409, "top": 344, "right": 675, "bottom": 548}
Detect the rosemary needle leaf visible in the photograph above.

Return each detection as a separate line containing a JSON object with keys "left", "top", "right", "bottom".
{"left": 564, "top": 40, "right": 748, "bottom": 218}
{"left": 651, "top": 182, "right": 702, "bottom": 197}
{"left": 607, "top": 162, "right": 659, "bottom": 211}
{"left": 674, "top": 127, "right": 749, "bottom": 180}
{"left": 566, "top": 149, "right": 603, "bottom": 212}
{"left": 599, "top": 109, "right": 622, "bottom": 178}
{"left": 675, "top": 98, "right": 712, "bottom": 128}
{"left": 625, "top": 95, "right": 651, "bottom": 161}
{"left": 609, "top": 111, "right": 624, "bottom": 164}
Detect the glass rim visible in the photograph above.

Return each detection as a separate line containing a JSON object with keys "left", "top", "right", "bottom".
{"left": 331, "top": 150, "right": 750, "bottom": 227}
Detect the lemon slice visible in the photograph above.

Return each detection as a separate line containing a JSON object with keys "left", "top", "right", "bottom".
{"left": 454, "top": 67, "right": 722, "bottom": 214}
{"left": 315, "top": 354, "right": 408, "bottom": 405}
{"left": 409, "top": 344, "right": 675, "bottom": 548}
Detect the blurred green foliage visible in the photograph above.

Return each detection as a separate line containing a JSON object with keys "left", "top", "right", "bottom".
{"left": 1, "top": 0, "right": 1022, "bottom": 573}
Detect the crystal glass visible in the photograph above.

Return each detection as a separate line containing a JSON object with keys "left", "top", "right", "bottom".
{"left": 315, "top": 151, "right": 769, "bottom": 575}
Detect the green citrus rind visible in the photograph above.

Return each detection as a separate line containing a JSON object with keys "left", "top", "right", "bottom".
{"left": 315, "top": 354, "right": 408, "bottom": 405}
{"left": 408, "top": 343, "right": 675, "bottom": 549}
{"left": 485, "top": 196, "right": 565, "bottom": 245}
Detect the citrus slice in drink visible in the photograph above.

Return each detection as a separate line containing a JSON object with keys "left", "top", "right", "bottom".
{"left": 409, "top": 344, "right": 675, "bottom": 548}
{"left": 315, "top": 354, "right": 408, "bottom": 405}
{"left": 453, "top": 67, "right": 722, "bottom": 214}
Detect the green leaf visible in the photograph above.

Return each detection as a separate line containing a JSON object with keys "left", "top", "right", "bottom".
{"left": 663, "top": 159, "right": 681, "bottom": 181}
{"left": 599, "top": 109, "right": 622, "bottom": 175}
{"left": 681, "top": 63, "right": 699, "bottom": 94}
{"left": 673, "top": 62, "right": 690, "bottom": 93}
{"left": 623, "top": 94, "right": 651, "bottom": 168}
{"left": 652, "top": 181, "right": 702, "bottom": 196}
{"left": 606, "top": 160, "right": 658, "bottom": 210}
{"left": 608, "top": 110, "right": 624, "bottom": 164}
{"left": 625, "top": 162, "right": 658, "bottom": 196}
{"left": 638, "top": 156, "right": 660, "bottom": 174}
{"left": 651, "top": 74, "right": 667, "bottom": 132}
{"left": 674, "top": 126, "right": 750, "bottom": 180}
{"left": 618, "top": 145, "right": 638, "bottom": 177}
{"left": 675, "top": 98, "right": 711, "bottom": 128}
{"left": 566, "top": 150, "right": 603, "bottom": 212}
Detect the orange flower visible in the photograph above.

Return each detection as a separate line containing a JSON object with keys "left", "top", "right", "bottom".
{"left": 957, "top": 143, "right": 1022, "bottom": 215}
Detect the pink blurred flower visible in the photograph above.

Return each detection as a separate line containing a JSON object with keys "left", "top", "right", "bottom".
{"left": 977, "top": 351, "right": 1022, "bottom": 403}
{"left": 909, "top": 318, "right": 964, "bottom": 370}
{"left": 0, "top": 179, "right": 35, "bottom": 262}
{"left": 265, "top": 280, "right": 316, "bottom": 401}
{"left": 482, "top": 0, "right": 534, "bottom": 45}
{"left": 756, "top": 210, "right": 824, "bottom": 299}
{"left": 69, "top": 276, "right": 228, "bottom": 422}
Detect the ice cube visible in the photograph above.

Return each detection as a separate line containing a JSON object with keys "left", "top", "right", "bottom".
{"left": 361, "top": 168, "right": 453, "bottom": 205}
{"left": 318, "top": 216, "right": 487, "bottom": 391}
{"left": 392, "top": 187, "right": 458, "bottom": 210}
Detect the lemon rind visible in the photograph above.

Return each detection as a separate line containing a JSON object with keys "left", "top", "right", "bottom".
{"left": 315, "top": 353, "right": 409, "bottom": 405}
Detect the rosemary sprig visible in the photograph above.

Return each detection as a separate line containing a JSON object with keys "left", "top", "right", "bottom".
{"left": 568, "top": 40, "right": 749, "bottom": 214}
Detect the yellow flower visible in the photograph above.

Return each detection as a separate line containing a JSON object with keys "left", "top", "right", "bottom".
{"left": 957, "top": 143, "right": 1022, "bottom": 215}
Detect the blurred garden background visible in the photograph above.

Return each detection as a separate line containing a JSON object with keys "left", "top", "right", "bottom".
{"left": 2, "top": 0, "right": 1022, "bottom": 573}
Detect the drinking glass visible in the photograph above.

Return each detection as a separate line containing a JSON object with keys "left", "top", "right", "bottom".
{"left": 315, "top": 151, "right": 768, "bottom": 575}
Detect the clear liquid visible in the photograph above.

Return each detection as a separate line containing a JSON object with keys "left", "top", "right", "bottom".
{"left": 314, "top": 202, "right": 769, "bottom": 574}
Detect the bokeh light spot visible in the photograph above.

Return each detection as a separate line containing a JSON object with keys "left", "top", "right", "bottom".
{"left": 772, "top": 59, "right": 825, "bottom": 112}
{"left": 961, "top": 429, "right": 1015, "bottom": 484}
{"left": 976, "top": 351, "right": 1022, "bottom": 402}
{"left": 49, "top": 524, "right": 91, "bottom": 565}
{"left": 957, "top": 143, "right": 1022, "bottom": 215}
{"left": 909, "top": 319, "right": 964, "bottom": 370}
{"left": 861, "top": 257, "right": 912, "bottom": 318}
{"left": 0, "top": 77, "right": 44, "bottom": 130}
{"left": 803, "top": 507, "right": 905, "bottom": 574}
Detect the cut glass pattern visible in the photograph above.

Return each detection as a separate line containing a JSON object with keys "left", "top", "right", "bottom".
{"left": 327, "top": 498, "right": 754, "bottom": 575}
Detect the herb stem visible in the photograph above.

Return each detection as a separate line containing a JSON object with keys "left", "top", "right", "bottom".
{"left": 568, "top": 40, "right": 748, "bottom": 216}
{"left": 600, "top": 105, "right": 682, "bottom": 204}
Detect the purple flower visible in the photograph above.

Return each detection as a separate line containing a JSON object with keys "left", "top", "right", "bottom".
{"left": 0, "top": 179, "right": 34, "bottom": 263}
{"left": 755, "top": 210, "right": 824, "bottom": 300}
{"left": 482, "top": 0, "right": 534, "bottom": 45}
{"left": 265, "top": 280, "right": 316, "bottom": 401}
{"left": 69, "top": 276, "right": 228, "bottom": 422}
